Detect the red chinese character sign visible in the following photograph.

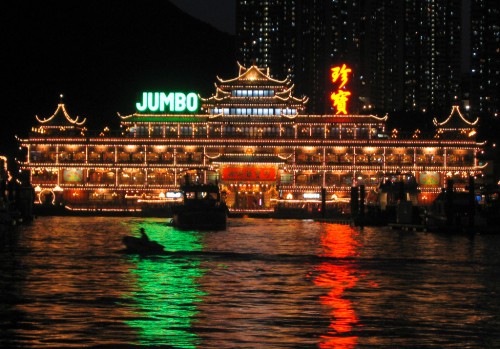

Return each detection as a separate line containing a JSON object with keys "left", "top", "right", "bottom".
{"left": 221, "top": 166, "right": 277, "bottom": 181}
{"left": 330, "top": 64, "right": 352, "bottom": 115}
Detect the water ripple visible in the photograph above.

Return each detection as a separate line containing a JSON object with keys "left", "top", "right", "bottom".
{"left": 1, "top": 217, "right": 499, "bottom": 348}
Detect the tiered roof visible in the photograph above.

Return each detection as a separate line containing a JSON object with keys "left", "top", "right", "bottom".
{"left": 432, "top": 105, "right": 479, "bottom": 139}
{"left": 201, "top": 63, "right": 308, "bottom": 113}
{"left": 433, "top": 105, "right": 478, "bottom": 130}
{"left": 217, "top": 62, "right": 290, "bottom": 86}
{"left": 34, "top": 96, "right": 86, "bottom": 128}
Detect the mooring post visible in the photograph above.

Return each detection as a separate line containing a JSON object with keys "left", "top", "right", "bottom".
{"left": 321, "top": 187, "right": 326, "bottom": 218}
{"left": 445, "top": 179, "right": 454, "bottom": 226}
{"left": 350, "top": 186, "right": 359, "bottom": 223}
{"left": 359, "top": 185, "right": 365, "bottom": 228}
{"left": 468, "top": 176, "right": 475, "bottom": 228}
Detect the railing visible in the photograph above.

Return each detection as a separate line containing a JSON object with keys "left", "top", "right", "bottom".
{"left": 28, "top": 129, "right": 454, "bottom": 141}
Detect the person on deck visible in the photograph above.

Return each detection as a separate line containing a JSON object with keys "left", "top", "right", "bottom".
{"left": 139, "top": 228, "right": 149, "bottom": 241}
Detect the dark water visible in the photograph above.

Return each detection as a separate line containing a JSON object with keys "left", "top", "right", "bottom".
{"left": 1, "top": 217, "right": 499, "bottom": 348}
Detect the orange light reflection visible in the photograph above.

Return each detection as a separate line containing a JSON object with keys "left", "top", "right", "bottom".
{"left": 314, "top": 224, "right": 360, "bottom": 349}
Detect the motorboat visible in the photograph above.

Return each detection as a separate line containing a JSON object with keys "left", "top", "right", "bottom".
{"left": 122, "top": 229, "right": 165, "bottom": 254}
{"left": 171, "top": 182, "right": 228, "bottom": 230}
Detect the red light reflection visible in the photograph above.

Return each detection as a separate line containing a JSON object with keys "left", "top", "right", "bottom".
{"left": 314, "top": 224, "right": 360, "bottom": 349}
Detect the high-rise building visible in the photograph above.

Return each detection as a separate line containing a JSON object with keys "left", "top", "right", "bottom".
{"left": 362, "top": 0, "right": 463, "bottom": 113}
{"left": 237, "top": 0, "right": 297, "bottom": 81}
{"left": 237, "top": 0, "right": 362, "bottom": 114}
{"left": 236, "top": 0, "right": 498, "bottom": 117}
{"left": 469, "top": 0, "right": 500, "bottom": 117}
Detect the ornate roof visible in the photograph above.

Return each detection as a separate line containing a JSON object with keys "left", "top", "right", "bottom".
{"left": 433, "top": 105, "right": 478, "bottom": 130}
{"left": 216, "top": 62, "right": 290, "bottom": 86}
{"left": 201, "top": 63, "right": 308, "bottom": 110}
{"left": 35, "top": 96, "right": 87, "bottom": 127}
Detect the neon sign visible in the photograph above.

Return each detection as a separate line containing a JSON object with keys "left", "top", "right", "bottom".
{"left": 330, "top": 64, "right": 352, "bottom": 115}
{"left": 136, "top": 92, "right": 199, "bottom": 113}
{"left": 221, "top": 166, "right": 277, "bottom": 181}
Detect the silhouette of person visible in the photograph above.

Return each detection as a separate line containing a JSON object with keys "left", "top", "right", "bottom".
{"left": 139, "top": 228, "right": 149, "bottom": 241}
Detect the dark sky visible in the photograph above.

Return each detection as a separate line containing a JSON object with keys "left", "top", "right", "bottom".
{"left": 170, "top": 0, "right": 236, "bottom": 34}
{"left": 0, "top": 1, "right": 236, "bottom": 157}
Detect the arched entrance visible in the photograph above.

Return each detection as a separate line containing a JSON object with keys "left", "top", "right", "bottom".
{"left": 38, "top": 189, "right": 55, "bottom": 205}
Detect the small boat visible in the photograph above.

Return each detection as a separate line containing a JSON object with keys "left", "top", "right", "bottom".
{"left": 122, "top": 229, "right": 165, "bottom": 254}
{"left": 422, "top": 191, "right": 492, "bottom": 233}
{"left": 171, "top": 182, "right": 228, "bottom": 230}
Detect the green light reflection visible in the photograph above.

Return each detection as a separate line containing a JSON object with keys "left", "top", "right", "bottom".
{"left": 124, "top": 221, "right": 206, "bottom": 348}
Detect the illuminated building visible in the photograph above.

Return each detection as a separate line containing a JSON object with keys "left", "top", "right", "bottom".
{"left": 17, "top": 64, "right": 485, "bottom": 215}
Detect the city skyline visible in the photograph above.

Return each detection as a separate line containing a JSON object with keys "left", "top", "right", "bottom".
{"left": 236, "top": 0, "right": 499, "bottom": 119}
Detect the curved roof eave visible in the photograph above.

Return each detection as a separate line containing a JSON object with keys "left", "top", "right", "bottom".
{"left": 35, "top": 103, "right": 87, "bottom": 126}
{"left": 433, "top": 105, "right": 479, "bottom": 127}
{"left": 217, "top": 63, "right": 289, "bottom": 85}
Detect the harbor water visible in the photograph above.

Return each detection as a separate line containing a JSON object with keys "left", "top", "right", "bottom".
{"left": 1, "top": 216, "right": 499, "bottom": 348}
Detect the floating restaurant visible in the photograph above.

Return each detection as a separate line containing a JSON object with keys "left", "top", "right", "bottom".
{"left": 17, "top": 63, "right": 486, "bottom": 215}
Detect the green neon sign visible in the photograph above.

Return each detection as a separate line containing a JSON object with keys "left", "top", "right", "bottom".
{"left": 136, "top": 92, "right": 199, "bottom": 113}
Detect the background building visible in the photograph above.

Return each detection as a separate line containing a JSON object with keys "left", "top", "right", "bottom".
{"left": 237, "top": 0, "right": 362, "bottom": 114}
{"left": 236, "top": 0, "right": 499, "bottom": 120}
{"left": 469, "top": 0, "right": 500, "bottom": 118}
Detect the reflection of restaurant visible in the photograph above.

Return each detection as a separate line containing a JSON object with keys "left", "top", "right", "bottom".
{"left": 17, "top": 64, "right": 485, "bottom": 214}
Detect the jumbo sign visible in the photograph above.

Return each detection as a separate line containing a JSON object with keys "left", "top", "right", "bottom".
{"left": 136, "top": 92, "right": 199, "bottom": 113}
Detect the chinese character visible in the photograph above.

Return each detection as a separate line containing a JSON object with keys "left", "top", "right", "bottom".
{"left": 330, "top": 90, "right": 351, "bottom": 115}
{"left": 331, "top": 64, "right": 352, "bottom": 89}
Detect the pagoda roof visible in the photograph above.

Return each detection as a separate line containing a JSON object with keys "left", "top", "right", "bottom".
{"left": 202, "top": 83, "right": 308, "bottom": 107}
{"left": 216, "top": 62, "right": 290, "bottom": 86}
{"left": 433, "top": 105, "right": 478, "bottom": 129}
{"left": 35, "top": 99, "right": 86, "bottom": 127}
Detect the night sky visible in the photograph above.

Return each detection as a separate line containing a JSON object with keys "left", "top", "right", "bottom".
{"left": 2, "top": 1, "right": 497, "bottom": 159}
{"left": 1, "top": 1, "right": 236, "bottom": 156}
{"left": 170, "top": 0, "right": 236, "bottom": 34}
